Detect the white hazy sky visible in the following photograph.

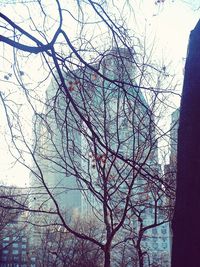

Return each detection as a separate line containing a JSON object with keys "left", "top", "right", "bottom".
{"left": 0, "top": 0, "right": 199, "bottom": 187}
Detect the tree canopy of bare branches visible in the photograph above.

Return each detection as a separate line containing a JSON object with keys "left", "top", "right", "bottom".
{"left": 0, "top": 1, "right": 177, "bottom": 267}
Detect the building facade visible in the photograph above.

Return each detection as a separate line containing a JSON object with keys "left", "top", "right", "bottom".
{"left": 28, "top": 47, "right": 171, "bottom": 266}
{"left": 0, "top": 211, "right": 35, "bottom": 267}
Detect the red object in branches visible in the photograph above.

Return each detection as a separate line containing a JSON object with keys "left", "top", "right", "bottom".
{"left": 69, "top": 86, "right": 74, "bottom": 92}
{"left": 92, "top": 74, "right": 97, "bottom": 80}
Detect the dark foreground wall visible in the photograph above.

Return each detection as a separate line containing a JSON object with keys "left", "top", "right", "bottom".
{"left": 171, "top": 20, "right": 200, "bottom": 267}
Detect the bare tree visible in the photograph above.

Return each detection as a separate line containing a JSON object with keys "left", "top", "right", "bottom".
{"left": 0, "top": 1, "right": 176, "bottom": 267}
{"left": 0, "top": 186, "right": 21, "bottom": 233}
{"left": 30, "top": 217, "right": 103, "bottom": 267}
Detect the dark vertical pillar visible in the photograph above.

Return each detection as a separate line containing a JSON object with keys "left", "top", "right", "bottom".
{"left": 171, "top": 20, "right": 200, "bottom": 267}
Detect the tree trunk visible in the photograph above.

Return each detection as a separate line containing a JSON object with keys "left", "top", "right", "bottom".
{"left": 138, "top": 249, "right": 144, "bottom": 267}
{"left": 171, "top": 19, "right": 200, "bottom": 267}
{"left": 136, "top": 242, "right": 144, "bottom": 267}
{"left": 104, "top": 248, "right": 111, "bottom": 267}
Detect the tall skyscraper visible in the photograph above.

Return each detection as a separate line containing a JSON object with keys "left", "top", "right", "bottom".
{"left": 29, "top": 47, "right": 171, "bottom": 266}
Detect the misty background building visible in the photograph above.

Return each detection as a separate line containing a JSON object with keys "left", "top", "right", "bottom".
{"left": 28, "top": 48, "right": 171, "bottom": 266}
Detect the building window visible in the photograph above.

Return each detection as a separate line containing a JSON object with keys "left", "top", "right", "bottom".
{"left": 2, "top": 250, "right": 9, "bottom": 254}
{"left": 152, "top": 228, "right": 157, "bottom": 235}
{"left": 22, "top": 255, "right": 27, "bottom": 262}
{"left": 3, "top": 242, "right": 9, "bottom": 248}
{"left": 153, "top": 242, "right": 158, "bottom": 250}
{"left": 22, "top": 244, "right": 27, "bottom": 249}
{"left": 2, "top": 256, "right": 7, "bottom": 261}
{"left": 13, "top": 255, "right": 19, "bottom": 261}
{"left": 162, "top": 243, "right": 167, "bottom": 249}
{"left": 31, "top": 257, "right": 36, "bottom": 262}
{"left": 13, "top": 243, "right": 19, "bottom": 248}
{"left": 161, "top": 228, "right": 167, "bottom": 234}
{"left": 12, "top": 249, "right": 19, "bottom": 255}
